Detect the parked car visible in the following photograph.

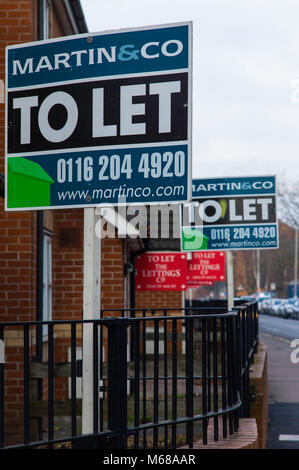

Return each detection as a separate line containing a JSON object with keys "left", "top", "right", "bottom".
{"left": 292, "top": 300, "right": 299, "bottom": 320}
{"left": 256, "top": 293, "right": 273, "bottom": 313}
{"left": 269, "top": 299, "right": 284, "bottom": 316}
{"left": 239, "top": 296, "right": 256, "bottom": 302}
{"left": 257, "top": 292, "right": 273, "bottom": 300}
{"left": 284, "top": 298, "right": 299, "bottom": 320}
{"left": 278, "top": 299, "right": 290, "bottom": 318}
{"left": 259, "top": 298, "right": 272, "bottom": 314}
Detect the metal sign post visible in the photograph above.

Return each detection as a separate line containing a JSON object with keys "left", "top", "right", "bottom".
{"left": 82, "top": 207, "right": 101, "bottom": 434}
{"left": 226, "top": 251, "right": 234, "bottom": 310}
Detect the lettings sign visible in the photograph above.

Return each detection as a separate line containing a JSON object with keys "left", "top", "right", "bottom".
{"left": 182, "top": 176, "right": 279, "bottom": 251}
{"left": 187, "top": 251, "right": 226, "bottom": 287}
{"left": 135, "top": 252, "right": 187, "bottom": 291}
{"left": 5, "top": 23, "right": 192, "bottom": 210}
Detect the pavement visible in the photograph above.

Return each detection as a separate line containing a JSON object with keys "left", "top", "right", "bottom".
{"left": 259, "top": 314, "right": 299, "bottom": 449}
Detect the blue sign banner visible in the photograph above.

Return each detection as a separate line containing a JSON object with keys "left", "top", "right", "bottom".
{"left": 182, "top": 224, "right": 278, "bottom": 251}
{"left": 7, "top": 24, "right": 189, "bottom": 89}
{"left": 6, "top": 145, "right": 188, "bottom": 209}
{"left": 192, "top": 176, "right": 276, "bottom": 198}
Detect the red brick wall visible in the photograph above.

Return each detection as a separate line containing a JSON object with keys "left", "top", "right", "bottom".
{"left": 0, "top": 0, "right": 86, "bottom": 445}
{"left": 135, "top": 289, "right": 184, "bottom": 355}
{"left": 50, "top": 210, "right": 126, "bottom": 401}
{"left": 51, "top": 211, "right": 125, "bottom": 401}
{"left": 2, "top": 344, "right": 25, "bottom": 446}
{"left": 135, "top": 290, "right": 183, "bottom": 311}
{"left": 0, "top": 1, "right": 38, "bottom": 324}
{"left": 101, "top": 236, "right": 125, "bottom": 311}
{"left": 52, "top": 209, "right": 125, "bottom": 318}
{"left": 249, "top": 342, "right": 268, "bottom": 449}
{"left": 52, "top": 209, "right": 84, "bottom": 321}
{"left": 0, "top": 203, "right": 37, "bottom": 322}
{"left": 0, "top": 0, "right": 39, "bottom": 446}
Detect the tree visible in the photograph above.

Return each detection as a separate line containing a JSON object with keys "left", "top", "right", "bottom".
{"left": 277, "top": 178, "right": 299, "bottom": 230}
{"left": 233, "top": 221, "right": 295, "bottom": 296}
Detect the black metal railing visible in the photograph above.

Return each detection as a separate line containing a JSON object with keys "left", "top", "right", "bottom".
{"left": 0, "top": 302, "right": 258, "bottom": 449}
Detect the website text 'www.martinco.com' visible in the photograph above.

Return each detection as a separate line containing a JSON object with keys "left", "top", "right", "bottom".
{"left": 57, "top": 184, "right": 185, "bottom": 203}
{"left": 209, "top": 239, "right": 277, "bottom": 249}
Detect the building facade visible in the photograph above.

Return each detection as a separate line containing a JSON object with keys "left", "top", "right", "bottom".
{"left": 0, "top": 1, "right": 183, "bottom": 445}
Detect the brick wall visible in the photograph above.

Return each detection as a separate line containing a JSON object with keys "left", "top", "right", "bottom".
{"left": 0, "top": 0, "right": 86, "bottom": 445}
{"left": 0, "top": 1, "right": 38, "bottom": 445}
{"left": 0, "top": 0, "right": 38, "bottom": 324}
{"left": 180, "top": 418, "right": 259, "bottom": 449}
{"left": 52, "top": 210, "right": 125, "bottom": 319}
{"left": 135, "top": 289, "right": 184, "bottom": 355}
{"left": 52, "top": 209, "right": 84, "bottom": 321}
{"left": 51, "top": 211, "right": 125, "bottom": 401}
{"left": 0, "top": 0, "right": 37, "bottom": 155}
{"left": 0, "top": 201, "right": 37, "bottom": 322}
{"left": 249, "top": 342, "right": 268, "bottom": 449}
{"left": 101, "top": 235, "right": 125, "bottom": 311}
{"left": 135, "top": 290, "right": 183, "bottom": 311}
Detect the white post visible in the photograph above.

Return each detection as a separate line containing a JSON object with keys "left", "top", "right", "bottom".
{"left": 256, "top": 250, "right": 260, "bottom": 295}
{"left": 295, "top": 227, "right": 298, "bottom": 298}
{"left": 82, "top": 207, "right": 101, "bottom": 434}
{"left": 227, "top": 251, "right": 234, "bottom": 310}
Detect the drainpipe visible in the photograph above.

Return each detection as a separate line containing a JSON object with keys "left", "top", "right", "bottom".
{"left": 36, "top": 0, "right": 48, "bottom": 354}
{"left": 129, "top": 244, "right": 148, "bottom": 310}
{"left": 35, "top": 4, "right": 47, "bottom": 437}
{"left": 36, "top": 212, "right": 44, "bottom": 358}
{"left": 0, "top": 174, "right": 4, "bottom": 199}
{"left": 128, "top": 243, "right": 147, "bottom": 378}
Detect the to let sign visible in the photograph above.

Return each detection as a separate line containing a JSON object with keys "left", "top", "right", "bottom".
{"left": 182, "top": 176, "right": 278, "bottom": 251}
{"left": 135, "top": 252, "right": 187, "bottom": 291}
{"left": 187, "top": 251, "right": 225, "bottom": 287}
{"left": 5, "top": 22, "right": 192, "bottom": 210}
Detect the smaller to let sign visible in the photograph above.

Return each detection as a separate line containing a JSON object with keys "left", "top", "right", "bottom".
{"left": 187, "top": 251, "right": 225, "bottom": 287}
{"left": 135, "top": 252, "right": 187, "bottom": 291}
{"left": 182, "top": 175, "right": 278, "bottom": 251}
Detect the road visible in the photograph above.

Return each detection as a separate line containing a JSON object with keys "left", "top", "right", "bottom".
{"left": 259, "top": 314, "right": 299, "bottom": 449}
{"left": 259, "top": 313, "right": 299, "bottom": 341}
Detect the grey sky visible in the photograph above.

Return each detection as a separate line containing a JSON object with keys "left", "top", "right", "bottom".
{"left": 80, "top": 0, "right": 299, "bottom": 182}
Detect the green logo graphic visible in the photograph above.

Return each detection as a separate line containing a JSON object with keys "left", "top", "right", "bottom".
{"left": 182, "top": 227, "right": 209, "bottom": 251}
{"left": 219, "top": 198, "right": 228, "bottom": 218}
{"left": 7, "top": 157, "right": 54, "bottom": 209}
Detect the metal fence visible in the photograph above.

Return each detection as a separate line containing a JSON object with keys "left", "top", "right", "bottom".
{"left": 0, "top": 301, "right": 258, "bottom": 449}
